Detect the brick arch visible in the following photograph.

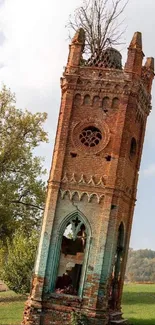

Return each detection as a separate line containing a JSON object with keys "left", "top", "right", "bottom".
{"left": 102, "top": 96, "right": 110, "bottom": 109}
{"left": 83, "top": 94, "right": 91, "bottom": 105}
{"left": 92, "top": 95, "right": 100, "bottom": 107}
{"left": 112, "top": 97, "right": 120, "bottom": 109}
{"left": 130, "top": 137, "right": 137, "bottom": 159}
{"left": 73, "top": 93, "right": 81, "bottom": 105}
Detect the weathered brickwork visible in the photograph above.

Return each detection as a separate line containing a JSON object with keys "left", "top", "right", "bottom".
{"left": 22, "top": 30, "right": 154, "bottom": 325}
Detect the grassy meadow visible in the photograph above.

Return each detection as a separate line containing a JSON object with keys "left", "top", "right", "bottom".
{"left": 0, "top": 290, "right": 26, "bottom": 325}
{"left": 122, "top": 284, "right": 155, "bottom": 325}
{"left": 0, "top": 284, "right": 155, "bottom": 325}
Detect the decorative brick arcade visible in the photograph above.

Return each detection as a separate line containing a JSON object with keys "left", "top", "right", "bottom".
{"left": 22, "top": 29, "right": 154, "bottom": 325}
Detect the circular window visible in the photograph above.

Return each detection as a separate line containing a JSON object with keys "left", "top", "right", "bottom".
{"left": 72, "top": 119, "right": 110, "bottom": 155}
{"left": 79, "top": 126, "right": 102, "bottom": 147}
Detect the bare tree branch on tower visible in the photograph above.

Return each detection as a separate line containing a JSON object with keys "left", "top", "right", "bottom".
{"left": 67, "top": 0, "right": 129, "bottom": 57}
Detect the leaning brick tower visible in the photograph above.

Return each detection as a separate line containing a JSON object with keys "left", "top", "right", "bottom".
{"left": 22, "top": 30, "right": 154, "bottom": 325}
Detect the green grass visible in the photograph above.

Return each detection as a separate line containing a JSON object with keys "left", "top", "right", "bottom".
{"left": 0, "top": 285, "right": 155, "bottom": 325}
{"left": 0, "top": 291, "right": 26, "bottom": 325}
{"left": 122, "top": 284, "right": 155, "bottom": 324}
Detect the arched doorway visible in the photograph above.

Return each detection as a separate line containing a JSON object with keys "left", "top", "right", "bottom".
{"left": 109, "top": 222, "right": 124, "bottom": 310}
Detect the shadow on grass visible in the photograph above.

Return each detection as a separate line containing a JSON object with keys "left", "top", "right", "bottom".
{"left": 128, "top": 318, "right": 155, "bottom": 325}
{"left": 0, "top": 295, "right": 26, "bottom": 303}
{"left": 122, "top": 292, "right": 155, "bottom": 305}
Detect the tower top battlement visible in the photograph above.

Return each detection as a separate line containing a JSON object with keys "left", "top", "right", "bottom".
{"left": 129, "top": 31, "right": 142, "bottom": 50}
{"left": 67, "top": 29, "right": 154, "bottom": 95}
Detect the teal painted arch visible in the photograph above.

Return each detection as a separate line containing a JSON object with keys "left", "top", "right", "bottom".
{"left": 46, "top": 209, "right": 92, "bottom": 297}
{"left": 100, "top": 220, "right": 125, "bottom": 285}
{"left": 57, "top": 210, "right": 92, "bottom": 238}
{"left": 117, "top": 221, "right": 125, "bottom": 248}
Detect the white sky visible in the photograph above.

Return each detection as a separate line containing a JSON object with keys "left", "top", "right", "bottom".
{"left": 0, "top": 0, "right": 155, "bottom": 249}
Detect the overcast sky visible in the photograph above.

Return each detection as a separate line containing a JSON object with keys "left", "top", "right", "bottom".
{"left": 0, "top": 0, "right": 155, "bottom": 250}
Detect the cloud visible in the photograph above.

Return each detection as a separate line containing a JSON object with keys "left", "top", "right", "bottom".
{"left": 143, "top": 164, "right": 155, "bottom": 176}
{"left": 0, "top": 0, "right": 155, "bottom": 251}
{"left": 0, "top": 0, "right": 5, "bottom": 5}
{"left": 0, "top": 0, "right": 81, "bottom": 90}
{"left": 0, "top": 30, "right": 5, "bottom": 46}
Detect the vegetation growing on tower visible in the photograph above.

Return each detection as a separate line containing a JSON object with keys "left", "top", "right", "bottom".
{"left": 67, "top": 0, "right": 128, "bottom": 57}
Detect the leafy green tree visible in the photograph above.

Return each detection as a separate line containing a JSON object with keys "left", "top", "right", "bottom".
{"left": 0, "top": 85, "right": 48, "bottom": 243}
{"left": 0, "top": 229, "right": 39, "bottom": 293}
{"left": 126, "top": 249, "right": 155, "bottom": 283}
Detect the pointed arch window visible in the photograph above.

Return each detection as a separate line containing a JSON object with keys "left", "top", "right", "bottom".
{"left": 47, "top": 211, "right": 91, "bottom": 297}
{"left": 109, "top": 222, "right": 124, "bottom": 310}
{"left": 55, "top": 217, "right": 87, "bottom": 295}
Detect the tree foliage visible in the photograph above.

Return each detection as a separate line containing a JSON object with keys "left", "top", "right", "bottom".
{"left": 0, "top": 229, "right": 39, "bottom": 293}
{"left": 0, "top": 85, "right": 48, "bottom": 243}
{"left": 68, "top": 0, "right": 128, "bottom": 56}
{"left": 125, "top": 249, "right": 155, "bottom": 283}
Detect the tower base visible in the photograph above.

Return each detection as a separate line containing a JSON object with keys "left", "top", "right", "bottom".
{"left": 22, "top": 295, "right": 128, "bottom": 325}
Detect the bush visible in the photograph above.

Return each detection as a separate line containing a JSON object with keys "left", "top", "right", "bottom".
{"left": 0, "top": 229, "right": 39, "bottom": 294}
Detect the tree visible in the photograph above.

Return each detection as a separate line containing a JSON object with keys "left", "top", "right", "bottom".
{"left": 0, "top": 229, "right": 39, "bottom": 293}
{"left": 0, "top": 85, "right": 48, "bottom": 243}
{"left": 68, "top": 0, "right": 128, "bottom": 56}
{"left": 125, "top": 249, "right": 155, "bottom": 283}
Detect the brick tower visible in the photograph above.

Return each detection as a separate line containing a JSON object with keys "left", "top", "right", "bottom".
{"left": 22, "top": 30, "right": 154, "bottom": 325}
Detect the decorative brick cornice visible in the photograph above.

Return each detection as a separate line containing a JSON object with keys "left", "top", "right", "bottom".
{"left": 61, "top": 172, "right": 106, "bottom": 188}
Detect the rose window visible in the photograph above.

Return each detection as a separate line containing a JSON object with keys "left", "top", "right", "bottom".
{"left": 79, "top": 126, "right": 102, "bottom": 147}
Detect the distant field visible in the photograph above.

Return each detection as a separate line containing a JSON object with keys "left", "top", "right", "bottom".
{"left": 0, "top": 284, "right": 155, "bottom": 325}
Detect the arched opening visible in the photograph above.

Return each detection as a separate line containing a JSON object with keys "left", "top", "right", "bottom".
{"left": 92, "top": 96, "right": 100, "bottom": 107}
{"left": 74, "top": 93, "right": 81, "bottom": 106}
{"left": 102, "top": 96, "right": 110, "bottom": 112}
{"left": 115, "top": 84, "right": 120, "bottom": 91}
{"left": 83, "top": 94, "right": 90, "bottom": 105}
{"left": 109, "top": 222, "right": 124, "bottom": 310}
{"left": 55, "top": 214, "right": 88, "bottom": 296}
{"left": 130, "top": 137, "right": 137, "bottom": 159}
{"left": 112, "top": 97, "right": 119, "bottom": 109}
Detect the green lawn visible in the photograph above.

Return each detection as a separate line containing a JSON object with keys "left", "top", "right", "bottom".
{"left": 0, "top": 284, "right": 155, "bottom": 325}
{"left": 0, "top": 291, "right": 26, "bottom": 325}
{"left": 122, "top": 284, "right": 155, "bottom": 324}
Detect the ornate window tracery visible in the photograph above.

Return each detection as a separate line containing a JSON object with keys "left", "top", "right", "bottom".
{"left": 46, "top": 212, "right": 91, "bottom": 297}
{"left": 79, "top": 126, "right": 102, "bottom": 147}
{"left": 55, "top": 216, "right": 87, "bottom": 296}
